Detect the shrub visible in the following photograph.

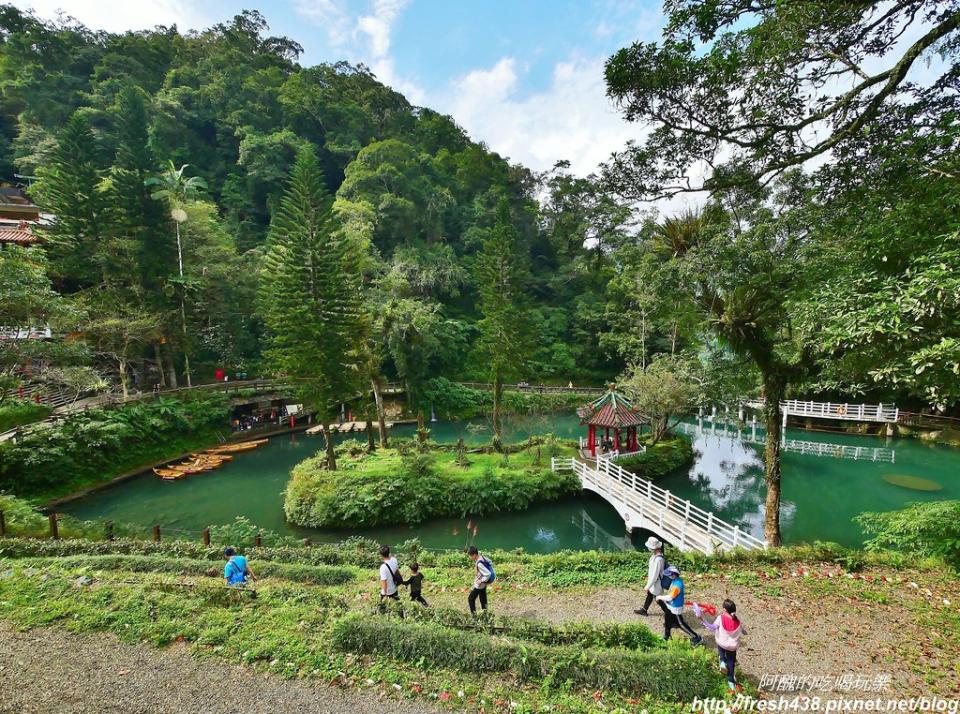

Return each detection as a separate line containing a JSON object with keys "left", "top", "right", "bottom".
{"left": 17, "top": 553, "right": 356, "bottom": 585}
{"left": 284, "top": 445, "right": 581, "bottom": 528}
{"left": 0, "top": 393, "right": 230, "bottom": 497}
{"left": 616, "top": 436, "right": 694, "bottom": 478}
{"left": 405, "top": 606, "right": 662, "bottom": 650}
{"left": 0, "top": 400, "right": 51, "bottom": 432}
{"left": 329, "top": 613, "right": 720, "bottom": 699}
{"left": 422, "top": 377, "right": 598, "bottom": 420}
{"left": 856, "top": 501, "right": 960, "bottom": 567}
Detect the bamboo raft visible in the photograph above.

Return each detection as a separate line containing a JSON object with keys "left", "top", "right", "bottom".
{"left": 154, "top": 438, "right": 268, "bottom": 480}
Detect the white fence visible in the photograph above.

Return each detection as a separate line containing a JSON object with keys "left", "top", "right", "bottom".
{"left": 552, "top": 456, "right": 765, "bottom": 554}
{"left": 743, "top": 399, "right": 898, "bottom": 424}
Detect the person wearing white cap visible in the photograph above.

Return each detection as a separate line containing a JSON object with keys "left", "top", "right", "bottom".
{"left": 634, "top": 535, "right": 670, "bottom": 617}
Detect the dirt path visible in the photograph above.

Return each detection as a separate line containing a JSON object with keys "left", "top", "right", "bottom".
{"left": 427, "top": 573, "right": 944, "bottom": 699}
{"left": 0, "top": 622, "right": 438, "bottom": 714}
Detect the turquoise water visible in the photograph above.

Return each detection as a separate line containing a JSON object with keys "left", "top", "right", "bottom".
{"left": 59, "top": 414, "right": 960, "bottom": 550}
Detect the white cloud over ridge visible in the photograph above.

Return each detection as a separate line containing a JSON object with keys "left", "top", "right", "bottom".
{"left": 10, "top": 0, "right": 210, "bottom": 33}
{"left": 442, "top": 55, "right": 640, "bottom": 177}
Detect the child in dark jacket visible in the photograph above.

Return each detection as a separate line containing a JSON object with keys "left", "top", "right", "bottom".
{"left": 404, "top": 562, "right": 428, "bottom": 606}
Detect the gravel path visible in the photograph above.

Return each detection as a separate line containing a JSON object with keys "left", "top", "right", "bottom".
{"left": 0, "top": 622, "right": 438, "bottom": 714}
{"left": 427, "top": 576, "right": 940, "bottom": 699}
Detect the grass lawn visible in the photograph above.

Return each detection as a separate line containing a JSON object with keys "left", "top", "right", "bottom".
{"left": 0, "top": 539, "right": 957, "bottom": 712}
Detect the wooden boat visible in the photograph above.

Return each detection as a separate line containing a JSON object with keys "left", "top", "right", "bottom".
{"left": 153, "top": 467, "right": 187, "bottom": 480}
{"left": 166, "top": 458, "right": 215, "bottom": 474}
{"left": 205, "top": 439, "right": 268, "bottom": 454}
{"left": 191, "top": 453, "right": 233, "bottom": 462}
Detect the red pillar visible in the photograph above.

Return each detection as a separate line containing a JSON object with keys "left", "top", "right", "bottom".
{"left": 588, "top": 424, "right": 595, "bottom": 456}
{"left": 614, "top": 428, "right": 621, "bottom": 451}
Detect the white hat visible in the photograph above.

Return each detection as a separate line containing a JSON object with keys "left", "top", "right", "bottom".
{"left": 644, "top": 536, "right": 662, "bottom": 550}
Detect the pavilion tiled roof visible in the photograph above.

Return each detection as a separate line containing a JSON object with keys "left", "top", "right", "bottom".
{"left": 578, "top": 385, "right": 646, "bottom": 428}
{"left": 0, "top": 224, "right": 40, "bottom": 245}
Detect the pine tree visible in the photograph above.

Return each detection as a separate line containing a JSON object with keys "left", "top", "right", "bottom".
{"left": 475, "top": 198, "right": 533, "bottom": 450}
{"left": 34, "top": 112, "right": 108, "bottom": 291}
{"left": 110, "top": 85, "right": 176, "bottom": 384}
{"left": 259, "top": 145, "right": 364, "bottom": 470}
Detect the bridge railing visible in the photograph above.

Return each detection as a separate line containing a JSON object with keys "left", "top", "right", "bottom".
{"left": 745, "top": 398, "right": 898, "bottom": 423}
{"left": 553, "top": 456, "right": 765, "bottom": 552}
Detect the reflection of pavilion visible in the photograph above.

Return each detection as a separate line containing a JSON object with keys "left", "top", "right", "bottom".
{"left": 675, "top": 421, "right": 896, "bottom": 463}
{"left": 571, "top": 508, "right": 633, "bottom": 551}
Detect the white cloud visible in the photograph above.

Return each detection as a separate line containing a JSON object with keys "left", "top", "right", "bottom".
{"left": 442, "top": 55, "right": 635, "bottom": 176}
{"left": 10, "top": 0, "right": 210, "bottom": 33}
{"left": 294, "top": 0, "right": 351, "bottom": 48}
{"left": 357, "top": 0, "right": 408, "bottom": 59}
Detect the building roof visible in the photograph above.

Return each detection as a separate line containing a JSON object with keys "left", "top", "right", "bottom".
{"left": 0, "top": 223, "right": 40, "bottom": 245}
{"left": 578, "top": 385, "right": 646, "bottom": 428}
{"left": 0, "top": 186, "right": 40, "bottom": 221}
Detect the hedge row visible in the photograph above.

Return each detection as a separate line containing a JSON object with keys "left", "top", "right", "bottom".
{"left": 404, "top": 605, "right": 662, "bottom": 650}
{"left": 18, "top": 553, "right": 356, "bottom": 586}
{"left": 0, "top": 536, "right": 913, "bottom": 575}
{"left": 329, "top": 614, "right": 720, "bottom": 699}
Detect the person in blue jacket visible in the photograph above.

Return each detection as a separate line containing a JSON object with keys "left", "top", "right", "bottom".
{"left": 223, "top": 547, "right": 257, "bottom": 586}
{"left": 656, "top": 565, "right": 702, "bottom": 644}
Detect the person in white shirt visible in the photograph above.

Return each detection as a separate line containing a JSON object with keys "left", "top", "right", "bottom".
{"left": 378, "top": 545, "right": 401, "bottom": 602}
{"left": 634, "top": 536, "right": 670, "bottom": 617}
{"left": 467, "top": 546, "right": 492, "bottom": 615}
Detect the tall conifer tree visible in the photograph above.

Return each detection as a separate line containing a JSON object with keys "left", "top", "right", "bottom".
{"left": 34, "top": 112, "right": 108, "bottom": 291}
{"left": 110, "top": 85, "right": 176, "bottom": 383}
{"left": 259, "top": 145, "right": 364, "bottom": 470}
{"left": 475, "top": 198, "right": 532, "bottom": 449}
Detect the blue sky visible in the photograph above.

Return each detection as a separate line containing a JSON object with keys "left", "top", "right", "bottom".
{"left": 14, "top": 0, "right": 667, "bottom": 177}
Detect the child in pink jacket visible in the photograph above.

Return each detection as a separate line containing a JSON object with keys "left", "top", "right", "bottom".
{"left": 698, "top": 599, "right": 746, "bottom": 692}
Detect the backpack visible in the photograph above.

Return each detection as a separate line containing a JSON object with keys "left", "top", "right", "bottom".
{"left": 384, "top": 560, "right": 403, "bottom": 586}
{"left": 659, "top": 561, "right": 673, "bottom": 591}
{"left": 479, "top": 555, "right": 496, "bottom": 584}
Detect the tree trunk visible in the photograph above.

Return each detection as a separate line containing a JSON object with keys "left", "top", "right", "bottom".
{"left": 762, "top": 378, "right": 785, "bottom": 547}
{"left": 365, "top": 415, "right": 375, "bottom": 452}
{"left": 371, "top": 378, "right": 388, "bottom": 447}
{"left": 165, "top": 344, "right": 179, "bottom": 389}
{"left": 671, "top": 318, "right": 678, "bottom": 355}
{"left": 492, "top": 371, "right": 504, "bottom": 451}
{"left": 118, "top": 359, "right": 129, "bottom": 399}
{"left": 153, "top": 344, "right": 167, "bottom": 388}
{"left": 322, "top": 418, "right": 337, "bottom": 471}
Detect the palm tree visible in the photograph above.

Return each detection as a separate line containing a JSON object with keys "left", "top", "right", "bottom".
{"left": 145, "top": 162, "right": 207, "bottom": 387}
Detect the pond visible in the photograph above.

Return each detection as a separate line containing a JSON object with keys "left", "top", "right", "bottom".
{"left": 59, "top": 413, "right": 960, "bottom": 551}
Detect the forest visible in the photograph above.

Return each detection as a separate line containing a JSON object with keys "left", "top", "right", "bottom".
{"left": 1, "top": 3, "right": 959, "bottom": 537}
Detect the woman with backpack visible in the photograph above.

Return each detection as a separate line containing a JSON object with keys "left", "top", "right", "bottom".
{"left": 634, "top": 536, "right": 670, "bottom": 617}
{"left": 467, "top": 546, "right": 494, "bottom": 615}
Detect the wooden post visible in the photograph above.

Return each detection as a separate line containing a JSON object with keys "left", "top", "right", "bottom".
{"left": 254, "top": 533, "right": 262, "bottom": 547}
{"left": 48, "top": 513, "right": 59, "bottom": 540}
{"left": 105, "top": 520, "right": 114, "bottom": 541}
{"left": 152, "top": 524, "right": 161, "bottom": 542}
{"left": 202, "top": 528, "right": 210, "bottom": 546}
{"left": 0, "top": 509, "right": 5, "bottom": 537}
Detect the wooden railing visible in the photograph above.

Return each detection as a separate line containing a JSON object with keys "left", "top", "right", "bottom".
{"left": 552, "top": 456, "right": 765, "bottom": 553}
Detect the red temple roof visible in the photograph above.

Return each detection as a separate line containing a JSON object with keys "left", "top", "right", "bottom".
{"left": 0, "top": 223, "right": 40, "bottom": 246}
{"left": 578, "top": 385, "right": 646, "bottom": 428}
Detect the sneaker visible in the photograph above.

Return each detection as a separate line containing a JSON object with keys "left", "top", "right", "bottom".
{"left": 719, "top": 660, "right": 728, "bottom": 674}
{"left": 691, "top": 635, "right": 703, "bottom": 647}
{"left": 633, "top": 608, "right": 648, "bottom": 616}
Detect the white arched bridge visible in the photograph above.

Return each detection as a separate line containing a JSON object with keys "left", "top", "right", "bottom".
{"left": 551, "top": 456, "right": 766, "bottom": 555}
